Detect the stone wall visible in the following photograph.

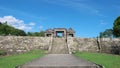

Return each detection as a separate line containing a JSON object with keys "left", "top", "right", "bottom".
{"left": 99, "top": 38, "right": 120, "bottom": 53}
{"left": 67, "top": 37, "right": 120, "bottom": 53}
{"left": 0, "top": 36, "right": 120, "bottom": 54}
{"left": 0, "top": 36, "right": 51, "bottom": 54}
{"left": 67, "top": 37, "right": 99, "bottom": 53}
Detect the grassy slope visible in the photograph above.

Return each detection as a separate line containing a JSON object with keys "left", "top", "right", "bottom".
{"left": 74, "top": 52, "right": 120, "bottom": 68}
{"left": 0, "top": 50, "right": 45, "bottom": 68}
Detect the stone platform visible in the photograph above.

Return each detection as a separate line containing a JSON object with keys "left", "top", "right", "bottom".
{"left": 20, "top": 54, "right": 100, "bottom": 68}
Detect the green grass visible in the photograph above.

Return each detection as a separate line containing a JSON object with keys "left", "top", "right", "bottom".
{"left": 0, "top": 50, "right": 45, "bottom": 68}
{"left": 74, "top": 52, "right": 120, "bottom": 68}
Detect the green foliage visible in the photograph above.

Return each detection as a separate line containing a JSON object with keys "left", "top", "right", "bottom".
{"left": 111, "top": 45, "right": 120, "bottom": 55}
{"left": 99, "top": 16, "right": 120, "bottom": 38}
{"left": 0, "top": 50, "right": 5, "bottom": 55}
{"left": 74, "top": 52, "right": 120, "bottom": 68}
{"left": 113, "top": 16, "right": 120, "bottom": 37}
{"left": 0, "top": 22, "right": 26, "bottom": 36}
{"left": 27, "top": 30, "right": 45, "bottom": 37}
{"left": 0, "top": 22, "right": 45, "bottom": 36}
{"left": 0, "top": 50, "right": 45, "bottom": 68}
{"left": 99, "top": 29, "right": 113, "bottom": 38}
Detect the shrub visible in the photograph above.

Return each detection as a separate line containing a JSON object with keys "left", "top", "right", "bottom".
{"left": 111, "top": 45, "right": 120, "bottom": 55}
{"left": 0, "top": 50, "right": 7, "bottom": 56}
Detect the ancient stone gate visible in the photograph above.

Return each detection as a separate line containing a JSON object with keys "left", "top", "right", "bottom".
{"left": 45, "top": 28, "right": 75, "bottom": 38}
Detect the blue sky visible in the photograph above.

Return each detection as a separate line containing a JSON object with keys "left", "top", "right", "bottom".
{"left": 0, "top": 0, "right": 120, "bottom": 38}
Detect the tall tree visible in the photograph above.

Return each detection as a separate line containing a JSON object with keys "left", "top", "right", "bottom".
{"left": 113, "top": 16, "right": 120, "bottom": 37}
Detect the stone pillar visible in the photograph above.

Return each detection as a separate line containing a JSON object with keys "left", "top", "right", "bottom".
{"left": 53, "top": 31, "right": 56, "bottom": 37}
{"left": 45, "top": 33, "right": 47, "bottom": 37}
{"left": 64, "top": 30, "right": 67, "bottom": 38}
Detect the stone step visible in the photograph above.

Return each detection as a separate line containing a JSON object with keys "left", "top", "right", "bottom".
{"left": 19, "top": 54, "right": 101, "bottom": 68}
{"left": 49, "top": 38, "right": 69, "bottom": 54}
{"left": 50, "top": 44, "right": 69, "bottom": 54}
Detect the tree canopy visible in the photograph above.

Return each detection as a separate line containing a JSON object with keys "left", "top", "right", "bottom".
{"left": 99, "top": 29, "right": 113, "bottom": 38}
{"left": 99, "top": 16, "right": 120, "bottom": 38}
{"left": 0, "top": 22, "right": 26, "bottom": 36}
{"left": 27, "top": 30, "right": 45, "bottom": 37}
{"left": 113, "top": 16, "right": 120, "bottom": 37}
{"left": 0, "top": 22, "right": 45, "bottom": 37}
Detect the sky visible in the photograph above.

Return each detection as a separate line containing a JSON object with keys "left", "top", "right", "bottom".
{"left": 0, "top": 0, "right": 120, "bottom": 38}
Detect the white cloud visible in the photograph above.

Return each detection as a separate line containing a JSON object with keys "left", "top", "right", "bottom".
{"left": 29, "top": 22, "right": 35, "bottom": 26}
{"left": 0, "top": 16, "right": 34, "bottom": 31}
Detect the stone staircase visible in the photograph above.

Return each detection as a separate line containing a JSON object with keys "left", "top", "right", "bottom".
{"left": 49, "top": 38, "right": 69, "bottom": 54}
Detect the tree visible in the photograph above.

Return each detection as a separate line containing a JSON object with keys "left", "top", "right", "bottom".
{"left": 27, "top": 30, "right": 45, "bottom": 37}
{"left": 39, "top": 30, "right": 45, "bottom": 37}
{"left": 13, "top": 29, "right": 26, "bottom": 36}
{"left": 113, "top": 16, "right": 120, "bottom": 37}
{"left": 0, "top": 22, "right": 10, "bottom": 35}
{"left": 0, "top": 22, "right": 2, "bottom": 25}
{"left": 0, "top": 22, "right": 26, "bottom": 36}
{"left": 27, "top": 32, "right": 33, "bottom": 36}
{"left": 99, "top": 29, "right": 113, "bottom": 38}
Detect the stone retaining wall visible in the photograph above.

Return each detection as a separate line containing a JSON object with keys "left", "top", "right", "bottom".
{"left": 100, "top": 38, "right": 120, "bottom": 53}
{"left": 67, "top": 37, "right": 120, "bottom": 53}
{"left": 67, "top": 37, "right": 99, "bottom": 53}
{"left": 0, "top": 36, "right": 51, "bottom": 54}
{"left": 0, "top": 36, "right": 120, "bottom": 54}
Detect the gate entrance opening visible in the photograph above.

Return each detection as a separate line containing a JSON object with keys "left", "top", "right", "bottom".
{"left": 56, "top": 31, "right": 64, "bottom": 37}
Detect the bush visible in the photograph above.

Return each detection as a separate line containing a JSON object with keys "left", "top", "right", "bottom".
{"left": 0, "top": 50, "right": 7, "bottom": 56}
{"left": 111, "top": 45, "right": 120, "bottom": 55}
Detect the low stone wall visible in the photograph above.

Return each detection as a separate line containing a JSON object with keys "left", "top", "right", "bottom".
{"left": 0, "top": 36, "right": 51, "bottom": 54}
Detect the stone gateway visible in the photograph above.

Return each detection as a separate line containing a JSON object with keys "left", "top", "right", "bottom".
{"left": 45, "top": 28, "right": 75, "bottom": 38}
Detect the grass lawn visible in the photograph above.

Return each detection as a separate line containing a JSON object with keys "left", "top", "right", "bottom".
{"left": 0, "top": 50, "right": 45, "bottom": 68}
{"left": 74, "top": 52, "right": 120, "bottom": 68}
